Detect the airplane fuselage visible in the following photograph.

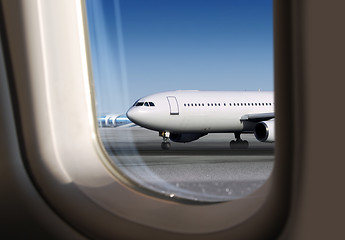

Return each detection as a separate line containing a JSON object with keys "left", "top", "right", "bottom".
{"left": 127, "top": 90, "right": 274, "bottom": 134}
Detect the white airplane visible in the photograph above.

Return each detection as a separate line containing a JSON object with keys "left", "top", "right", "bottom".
{"left": 126, "top": 90, "right": 274, "bottom": 150}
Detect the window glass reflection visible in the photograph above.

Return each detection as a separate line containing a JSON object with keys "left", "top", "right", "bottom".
{"left": 86, "top": 0, "right": 274, "bottom": 202}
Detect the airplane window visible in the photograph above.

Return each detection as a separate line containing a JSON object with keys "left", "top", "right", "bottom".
{"left": 86, "top": 0, "right": 273, "bottom": 203}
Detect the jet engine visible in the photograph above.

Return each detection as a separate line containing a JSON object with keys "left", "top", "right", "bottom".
{"left": 254, "top": 120, "right": 275, "bottom": 142}
{"left": 170, "top": 133, "right": 208, "bottom": 143}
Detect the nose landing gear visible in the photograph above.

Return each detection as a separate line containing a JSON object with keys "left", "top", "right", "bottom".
{"left": 159, "top": 131, "right": 171, "bottom": 150}
{"left": 230, "top": 132, "right": 249, "bottom": 149}
{"left": 161, "top": 141, "right": 171, "bottom": 150}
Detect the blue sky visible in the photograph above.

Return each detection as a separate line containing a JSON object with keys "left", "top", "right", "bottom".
{"left": 86, "top": 0, "right": 273, "bottom": 115}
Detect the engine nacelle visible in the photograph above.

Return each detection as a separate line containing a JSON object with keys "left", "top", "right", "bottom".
{"left": 98, "top": 114, "right": 131, "bottom": 127}
{"left": 98, "top": 115, "right": 117, "bottom": 127}
{"left": 170, "top": 133, "right": 207, "bottom": 143}
{"left": 254, "top": 120, "right": 275, "bottom": 142}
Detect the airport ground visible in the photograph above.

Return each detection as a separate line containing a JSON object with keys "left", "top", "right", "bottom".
{"left": 98, "top": 126, "right": 275, "bottom": 202}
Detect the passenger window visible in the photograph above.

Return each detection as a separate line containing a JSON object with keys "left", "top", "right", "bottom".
{"left": 86, "top": 0, "right": 274, "bottom": 203}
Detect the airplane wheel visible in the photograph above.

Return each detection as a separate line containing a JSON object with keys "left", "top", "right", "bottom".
{"left": 161, "top": 142, "right": 171, "bottom": 150}
{"left": 230, "top": 140, "right": 236, "bottom": 148}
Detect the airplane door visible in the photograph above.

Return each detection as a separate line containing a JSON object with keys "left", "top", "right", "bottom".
{"left": 167, "top": 96, "right": 179, "bottom": 115}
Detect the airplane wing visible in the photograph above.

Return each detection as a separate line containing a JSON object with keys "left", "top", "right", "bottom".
{"left": 240, "top": 112, "right": 274, "bottom": 122}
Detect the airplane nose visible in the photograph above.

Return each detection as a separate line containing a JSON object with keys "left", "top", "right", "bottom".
{"left": 126, "top": 107, "right": 138, "bottom": 123}
{"left": 127, "top": 106, "right": 154, "bottom": 127}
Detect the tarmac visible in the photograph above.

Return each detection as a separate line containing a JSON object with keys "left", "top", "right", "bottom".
{"left": 99, "top": 126, "right": 275, "bottom": 202}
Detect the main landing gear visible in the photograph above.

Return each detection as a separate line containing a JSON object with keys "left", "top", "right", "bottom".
{"left": 159, "top": 131, "right": 171, "bottom": 150}
{"left": 230, "top": 132, "right": 249, "bottom": 149}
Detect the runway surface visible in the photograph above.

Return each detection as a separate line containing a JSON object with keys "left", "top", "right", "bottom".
{"left": 99, "top": 126, "right": 275, "bottom": 202}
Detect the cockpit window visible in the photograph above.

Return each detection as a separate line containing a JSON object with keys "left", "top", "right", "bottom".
{"left": 135, "top": 102, "right": 144, "bottom": 106}
{"left": 134, "top": 101, "right": 155, "bottom": 107}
